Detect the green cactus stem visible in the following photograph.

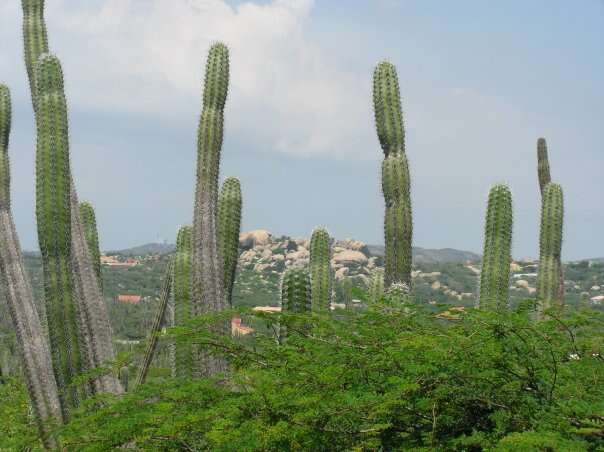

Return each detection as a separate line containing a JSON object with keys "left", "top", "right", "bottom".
{"left": 192, "top": 43, "right": 230, "bottom": 376}
{"left": 478, "top": 184, "right": 513, "bottom": 311}
{"left": 136, "top": 258, "right": 174, "bottom": 388}
{"left": 373, "top": 61, "right": 405, "bottom": 156}
{"left": 21, "top": 0, "right": 49, "bottom": 111}
{"left": 22, "top": 0, "right": 121, "bottom": 397}
{"left": 278, "top": 267, "right": 311, "bottom": 343}
{"left": 173, "top": 226, "right": 193, "bottom": 378}
{"left": 374, "top": 61, "right": 412, "bottom": 289}
{"left": 368, "top": 268, "right": 385, "bottom": 304}
{"left": 79, "top": 201, "right": 102, "bottom": 288}
{"left": 381, "top": 152, "right": 412, "bottom": 287}
{"left": 35, "top": 54, "right": 83, "bottom": 417}
{"left": 309, "top": 227, "right": 332, "bottom": 312}
{"left": 218, "top": 177, "right": 242, "bottom": 306}
{"left": 537, "top": 138, "right": 551, "bottom": 195}
{"left": 537, "top": 183, "right": 564, "bottom": 317}
{"left": 0, "top": 83, "right": 63, "bottom": 447}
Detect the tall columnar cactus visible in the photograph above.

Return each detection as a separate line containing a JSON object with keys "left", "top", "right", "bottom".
{"left": 278, "top": 267, "right": 311, "bottom": 342}
{"left": 173, "top": 226, "right": 193, "bottom": 378}
{"left": 309, "top": 227, "right": 332, "bottom": 312}
{"left": 373, "top": 61, "right": 412, "bottom": 288}
{"left": 537, "top": 138, "right": 551, "bottom": 195}
{"left": 218, "top": 177, "right": 242, "bottom": 305}
{"left": 22, "top": 0, "right": 121, "bottom": 397}
{"left": 79, "top": 201, "right": 102, "bottom": 288}
{"left": 536, "top": 183, "right": 564, "bottom": 317}
{"left": 536, "top": 138, "right": 564, "bottom": 303}
{"left": 478, "top": 184, "right": 513, "bottom": 311}
{"left": 192, "top": 43, "right": 230, "bottom": 376}
{"left": 22, "top": 0, "right": 49, "bottom": 111}
{"left": 35, "top": 54, "right": 83, "bottom": 416}
{"left": 0, "top": 83, "right": 62, "bottom": 447}
{"left": 368, "top": 268, "right": 385, "bottom": 304}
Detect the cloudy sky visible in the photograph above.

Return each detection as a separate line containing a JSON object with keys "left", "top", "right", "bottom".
{"left": 1, "top": 0, "right": 602, "bottom": 259}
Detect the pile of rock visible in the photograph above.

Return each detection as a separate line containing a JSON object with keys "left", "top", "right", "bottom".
{"left": 238, "top": 230, "right": 379, "bottom": 284}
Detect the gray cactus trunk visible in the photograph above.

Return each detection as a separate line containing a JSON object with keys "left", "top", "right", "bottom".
{"left": 0, "top": 210, "right": 63, "bottom": 448}
{"left": 70, "top": 180, "right": 122, "bottom": 394}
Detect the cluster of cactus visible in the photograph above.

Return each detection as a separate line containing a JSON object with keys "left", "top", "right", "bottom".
{"left": 0, "top": 0, "right": 122, "bottom": 433}
{"left": 309, "top": 228, "right": 332, "bottom": 312}
{"left": 373, "top": 61, "right": 413, "bottom": 289}
{"left": 478, "top": 184, "right": 513, "bottom": 311}
{"left": 1, "top": 2, "right": 576, "bottom": 447}
{"left": 191, "top": 43, "right": 232, "bottom": 376}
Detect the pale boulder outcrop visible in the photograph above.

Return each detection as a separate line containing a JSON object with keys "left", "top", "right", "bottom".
{"left": 239, "top": 230, "right": 272, "bottom": 249}
{"left": 333, "top": 250, "right": 368, "bottom": 265}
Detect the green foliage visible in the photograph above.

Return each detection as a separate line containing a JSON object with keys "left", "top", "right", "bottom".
{"left": 537, "top": 182, "right": 564, "bottom": 317}
{"left": 35, "top": 54, "right": 83, "bottom": 417}
{"left": 309, "top": 227, "right": 332, "bottom": 312}
{"left": 173, "top": 226, "right": 193, "bottom": 377}
{"left": 79, "top": 201, "right": 102, "bottom": 289}
{"left": 0, "top": 378, "right": 42, "bottom": 451}
{"left": 44, "top": 304, "right": 604, "bottom": 451}
{"left": 218, "top": 177, "right": 242, "bottom": 306}
{"left": 479, "top": 184, "right": 513, "bottom": 311}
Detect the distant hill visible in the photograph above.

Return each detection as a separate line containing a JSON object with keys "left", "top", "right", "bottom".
{"left": 113, "top": 240, "right": 480, "bottom": 264}
{"left": 367, "top": 245, "right": 481, "bottom": 264}
{"left": 108, "top": 243, "right": 176, "bottom": 256}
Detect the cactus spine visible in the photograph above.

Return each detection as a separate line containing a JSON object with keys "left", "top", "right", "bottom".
{"left": 537, "top": 138, "right": 551, "bottom": 195}
{"left": 0, "top": 83, "right": 62, "bottom": 447}
{"left": 278, "top": 267, "right": 311, "bottom": 342}
{"left": 368, "top": 268, "right": 385, "bottom": 304}
{"left": 35, "top": 54, "right": 82, "bottom": 416}
{"left": 373, "top": 61, "right": 412, "bottom": 288}
{"left": 79, "top": 201, "right": 102, "bottom": 287}
{"left": 478, "top": 184, "right": 513, "bottom": 311}
{"left": 218, "top": 177, "right": 242, "bottom": 305}
{"left": 173, "top": 226, "right": 193, "bottom": 378}
{"left": 309, "top": 228, "right": 332, "bottom": 312}
{"left": 192, "top": 43, "right": 230, "bottom": 376}
{"left": 536, "top": 183, "right": 564, "bottom": 317}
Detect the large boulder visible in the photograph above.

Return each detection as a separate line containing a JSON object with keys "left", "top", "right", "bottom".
{"left": 239, "top": 230, "right": 272, "bottom": 250}
{"left": 333, "top": 250, "right": 368, "bottom": 265}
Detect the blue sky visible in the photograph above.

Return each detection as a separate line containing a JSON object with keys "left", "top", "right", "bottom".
{"left": 0, "top": 0, "right": 602, "bottom": 259}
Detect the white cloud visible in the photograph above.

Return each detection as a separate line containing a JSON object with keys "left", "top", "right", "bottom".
{"left": 22, "top": 0, "right": 372, "bottom": 158}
